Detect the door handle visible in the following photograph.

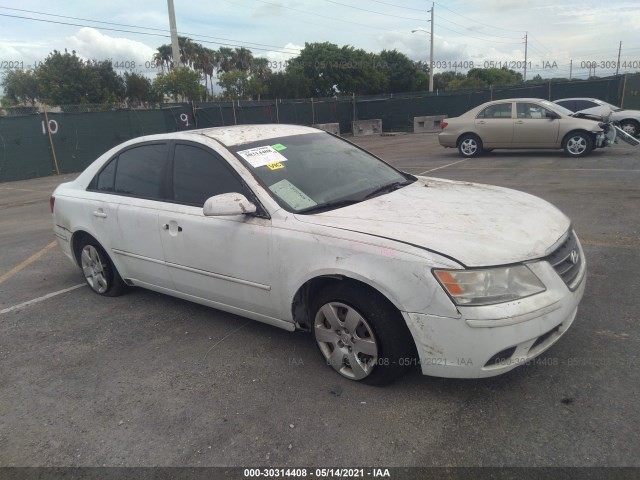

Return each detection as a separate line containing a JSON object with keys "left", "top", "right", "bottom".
{"left": 477, "top": 120, "right": 486, "bottom": 124}
{"left": 92, "top": 210, "right": 107, "bottom": 218}
{"left": 515, "top": 120, "right": 524, "bottom": 124}
{"left": 162, "top": 223, "right": 183, "bottom": 232}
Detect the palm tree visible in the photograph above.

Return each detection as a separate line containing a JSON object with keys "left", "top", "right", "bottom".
{"left": 153, "top": 45, "right": 173, "bottom": 72}
{"left": 233, "top": 47, "right": 254, "bottom": 71}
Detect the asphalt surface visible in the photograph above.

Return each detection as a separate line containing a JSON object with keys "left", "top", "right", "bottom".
{"left": 0, "top": 134, "right": 638, "bottom": 468}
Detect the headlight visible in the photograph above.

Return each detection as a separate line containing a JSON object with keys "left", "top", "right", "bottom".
{"left": 433, "top": 265, "right": 545, "bottom": 306}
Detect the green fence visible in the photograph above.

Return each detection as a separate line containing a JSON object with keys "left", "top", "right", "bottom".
{"left": 1, "top": 73, "right": 638, "bottom": 182}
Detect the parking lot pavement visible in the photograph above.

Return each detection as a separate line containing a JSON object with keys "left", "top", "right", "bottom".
{"left": 0, "top": 135, "right": 639, "bottom": 468}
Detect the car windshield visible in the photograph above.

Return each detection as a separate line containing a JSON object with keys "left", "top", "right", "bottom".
{"left": 541, "top": 100, "right": 573, "bottom": 116}
{"left": 230, "top": 132, "right": 413, "bottom": 214}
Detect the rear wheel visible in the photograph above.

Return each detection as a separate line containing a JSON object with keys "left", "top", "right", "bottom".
{"left": 310, "top": 283, "right": 416, "bottom": 386}
{"left": 563, "top": 132, "right": 593, "bottom": 157}
{"left": 457, "top": 134, "right": 483, "bottom": 157}
{"left": 78, "top": 238, "right": 126, "bottom": 297}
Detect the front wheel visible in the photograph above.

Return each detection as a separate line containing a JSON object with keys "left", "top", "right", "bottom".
{"left": 457, "top": 134, "right": 483, "bottom": 157}
{"left": 78, "top": 239, "right": 126, "bottom": 297}
{"left": 620, "top": 120, "right": 639, "bottom": 137}
{"left": 310, "top": 283, "right": 416, "bottom": 386}
{"left": 563, "top": 132, "right": 593, "bottom": 157}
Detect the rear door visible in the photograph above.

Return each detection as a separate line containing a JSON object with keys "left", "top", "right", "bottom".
{"left": 99, "top": 142, "right": 173, "bottom": 289}
{"left": 474, "top": 102, "right": 514, "bottom": 147}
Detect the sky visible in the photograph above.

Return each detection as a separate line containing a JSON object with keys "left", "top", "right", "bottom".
{"left": 1, "top": 0, "right": 640, "bottom": 88}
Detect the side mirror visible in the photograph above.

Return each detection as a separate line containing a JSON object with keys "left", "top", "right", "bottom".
{"left": 546, "top": 111, "right": 560, "bottom": 119}
{"left": 203, "top": 193, "right": 257, "bottom": 216}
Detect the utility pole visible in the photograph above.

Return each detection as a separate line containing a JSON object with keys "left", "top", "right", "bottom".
{"left": 569, "top": 59, "right": 572, "bottom": 80}
{"left": 167, "top": 0, "right": 181, "bottom": 69}
{"left": 616, "top": 41, "right": 622, "bottom": 75}
{"left": 429, "top": 2, "right": 434, "bottom": 92}
{"left": 523, "top": 32, "right": 528, "bottom": 82}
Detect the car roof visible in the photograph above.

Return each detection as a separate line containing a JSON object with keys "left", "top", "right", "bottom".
{"left": 553, "top": 98, "right": 599, "bottom": 101}
{"left": 485, "top": 98, "right": 551, "bottom": 102}
{"left": 188, "top": 124, "right": 318, "bottom": 147}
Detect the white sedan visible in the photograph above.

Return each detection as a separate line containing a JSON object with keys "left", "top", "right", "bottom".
{"left": 51, "top": 125, "right": 586, "bottom": 385}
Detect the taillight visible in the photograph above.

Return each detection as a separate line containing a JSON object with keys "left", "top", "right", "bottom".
{"left": 50, "top": 196, "right": 55, "bottom": 213}
{"left": 441, "top": 121, "right": 448, "bottom": 129}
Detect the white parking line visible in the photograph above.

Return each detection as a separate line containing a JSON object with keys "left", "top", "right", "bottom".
{"left": 417, "top": 158, "right": 469, "bottom": 175}
{"left": 0, "top": 284, "right": 86, "bottom": 315}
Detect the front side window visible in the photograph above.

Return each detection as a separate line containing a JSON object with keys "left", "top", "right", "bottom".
{"left": 478, "top": 103, "right": 512, "bottom": 119}
{"left": 231, "top": 132, "right": 412, "bottom": 213}
{"left": 172, "top": 144, "right": 248, "bottom": 206}
{"left": 516, "top": 102, "right": 554, "bottom": 119}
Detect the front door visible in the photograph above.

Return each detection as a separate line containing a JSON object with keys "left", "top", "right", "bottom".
{"left": 158, "top": 142, "right": 277, "bottom": 317}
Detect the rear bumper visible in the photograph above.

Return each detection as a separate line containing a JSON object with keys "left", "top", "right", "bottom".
{"left": 403, "top": 258, "right": 586, "bottom": 378}
{"left": 53, "top": 223, "right": 76, "bottom": 266}
{"left": 438, "top": 132, "right": 457, "bottom": 147}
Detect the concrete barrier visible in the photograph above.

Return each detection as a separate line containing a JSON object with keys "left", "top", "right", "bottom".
{"left": 414, "top": 115, "right": 448, "bottom": 133}
{"left": 352, "top": 119, "right": 382, "bottom": 136}
{"left": 313, "top": 123, "right": 340, "bottom": 135}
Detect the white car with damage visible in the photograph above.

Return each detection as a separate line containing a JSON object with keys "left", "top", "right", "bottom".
{"left": 51, "top": 124, "right": 586, "bottom": 385}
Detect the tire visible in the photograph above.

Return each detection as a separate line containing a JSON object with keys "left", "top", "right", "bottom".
{"left": 310, "top": 283, "right": 416, "bottom": 386}
{"left": 563, "top": 132, "right": 593, "bottom": 157}
{"left": 457, "top": 134, "right": 483, "bottom": 157}
{"left": 619, "top": 120, "right": 639, "bottom": 137}
{"left": 78, "top": 238, "right": 126, "bottom": 297}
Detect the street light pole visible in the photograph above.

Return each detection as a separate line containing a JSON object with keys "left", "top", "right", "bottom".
{"left": 411, "top": 3, "right": 435, "bottom": 93}
{"left": 167, "top": 0, "right": 181, "bottom": 69}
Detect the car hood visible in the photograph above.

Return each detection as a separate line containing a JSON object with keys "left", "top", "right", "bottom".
{"left": 295, "top": 177, "right": 570, "bottom": 267}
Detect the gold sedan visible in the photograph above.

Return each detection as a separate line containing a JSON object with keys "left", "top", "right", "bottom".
{"left": 438, "top": 98, "right": 605, "bottom": 157}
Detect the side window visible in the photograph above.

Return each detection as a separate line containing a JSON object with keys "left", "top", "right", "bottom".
{"left": 113, "top": 143, "right": 169, "bottom": 199}
{"left": 478, "top": 103, "right": 512, "bottom": 119}
{"left": 556, "top": 100, "right": 576, "bottom": 111}
{"left": 517, "top": 103, "right": 549, "bottom": 119}
{"left": 172, "top": 144, "right": 249, "bottom": 206}
{"left": 96, "top": 158, "right": 116, "bottom": 192}
{"left": 575, "top": 100, "right": 597, "bottom": 110}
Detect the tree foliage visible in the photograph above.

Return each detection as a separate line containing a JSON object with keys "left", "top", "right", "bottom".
{"left": 1, "top": 69, "right": 40, "bottom": 105}
{"left": 153, "top": 67, "right": 204, "bottom": 102}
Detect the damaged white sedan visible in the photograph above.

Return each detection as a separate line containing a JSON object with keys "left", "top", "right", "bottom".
{"left": 51, "top": 124, "right": 586, "bottom": 385}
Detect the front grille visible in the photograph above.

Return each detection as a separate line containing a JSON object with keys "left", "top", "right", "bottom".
{"left": 546, "top": 230, "right": 583, "bottom": 289}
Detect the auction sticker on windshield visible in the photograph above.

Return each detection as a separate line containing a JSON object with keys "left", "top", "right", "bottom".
{"left": 237, "top": 145, "right": 288, "bottom": 168}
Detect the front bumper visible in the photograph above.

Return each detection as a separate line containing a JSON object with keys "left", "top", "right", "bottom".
{"left": 403, "top": 257, "right": 586, "bottom": 378}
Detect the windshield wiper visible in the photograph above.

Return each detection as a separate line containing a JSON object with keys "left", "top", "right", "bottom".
{"left": 362, "top": 180, "right": 414, "bottom": 200}
{"left": 296, "top": 198, "right": 362, "bottom": 214}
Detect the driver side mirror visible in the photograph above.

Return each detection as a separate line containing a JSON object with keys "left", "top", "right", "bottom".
{"left": 203, "top": 193, "right": 257, "bottom": 216}
{"left": 546, "top": 111, "right": 560, "bottom": 120}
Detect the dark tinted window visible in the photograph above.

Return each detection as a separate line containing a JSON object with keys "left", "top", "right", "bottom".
{"left": 96, "top": 158, "right": 116, "bottom": 191}
{"left": 114, "top": 143, "right": 168, "bottom": 199}
{"left": 173, "top": 144, "right": 247, "bottom": 206}
{"left": 575, "top": 100, "right": 598, "bottom": 110}
{"left": 555, "top": 100, "right": 576, "bottom": 111}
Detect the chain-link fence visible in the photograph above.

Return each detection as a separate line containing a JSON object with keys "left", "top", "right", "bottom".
{"left": 1, "top": 74, "right": 637, "bottom": 182}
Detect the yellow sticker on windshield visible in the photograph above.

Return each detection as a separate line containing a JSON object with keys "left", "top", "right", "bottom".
{"left": 267, "top": 161, "right": 284, "bottom": 170}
